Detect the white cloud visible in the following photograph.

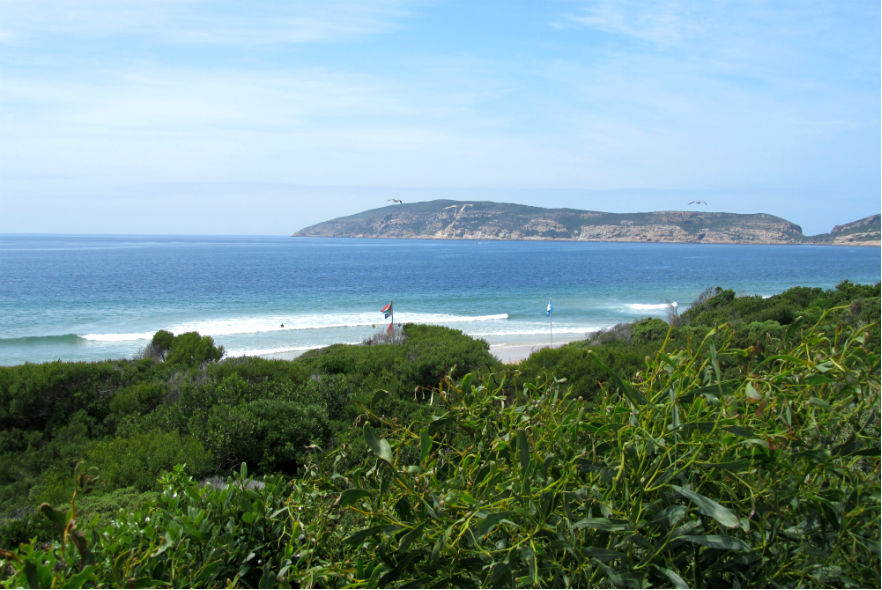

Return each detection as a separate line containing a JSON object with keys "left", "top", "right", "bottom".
{"left": 563, "top": 0, "right": 698, "bottom": 46}
{"left": 0, "top": 59, "right": 536, "bottom": 187}
{"left": 0, "top": 0, "right": 876, "bottom": 236}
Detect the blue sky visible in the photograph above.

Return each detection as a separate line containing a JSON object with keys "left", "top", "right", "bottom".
{"left": 1, "top": 0, "right": 878, "bottom": 235}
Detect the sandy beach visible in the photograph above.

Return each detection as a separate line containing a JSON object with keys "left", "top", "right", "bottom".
{"left": 258, "top": 339, "right": 580, "bottom": 364}
{"left": 489, "top": 339, "right": 579, "bottom": 364}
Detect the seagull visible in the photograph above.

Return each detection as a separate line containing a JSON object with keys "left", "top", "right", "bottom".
{"left": 387, "top": 198, "right": 403, "bottom": 204}
{"left": 688, "top": 200, "right": 708, "bottom": 206}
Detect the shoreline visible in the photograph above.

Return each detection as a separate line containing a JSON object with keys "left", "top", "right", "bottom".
{"left": 256, "top": 337, "right": 584, "bottom": 365}
{"left": 490, "top": 343, "right": 559, "bottom": 364}
{"left": 489, "top": 338, "right": 581, "bottom": 364}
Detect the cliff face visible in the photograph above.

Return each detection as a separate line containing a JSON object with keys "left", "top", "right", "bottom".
{"left": 827, "top": 214, "right": 881, "bottom": 246}
{"left": 293, "top": 200, "right": 878, "bottom": 245}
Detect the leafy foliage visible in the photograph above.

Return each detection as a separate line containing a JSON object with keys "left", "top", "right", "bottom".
{"left": 324, "top": 315, "right": 878, "bottom": 588}
{"left": 0, "top": 285, "right": 879, "bottom": 587}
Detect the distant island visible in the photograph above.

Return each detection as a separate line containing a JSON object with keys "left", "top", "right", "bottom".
{"left": 294, "top": 200, "right": 880, "bottom": 246}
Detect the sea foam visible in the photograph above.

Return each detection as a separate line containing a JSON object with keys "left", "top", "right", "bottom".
{"left": 77, "top": 312, "right": 510, "bottom": 342}
{"left": 625, "top": 303, "right": 676, "bottom": 312}
{"left": 81, "top": 332, "right": 155, "bottom": 342}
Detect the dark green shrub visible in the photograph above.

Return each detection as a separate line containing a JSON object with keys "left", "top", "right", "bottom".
{"left": 164, "top": 332, "right": 224, "bottom": 367}
{"left": 191, "top": 398, "right": 328, "bottom": 474}
{"left": 85, "top": 429, "right": 212, "bottom": 491}
{"left": 108, "top": 382, "right": 166, "bottom": 418}
{"left": 142, "top": 329, "right": 175, "bottom": 360}
{"left": 0, "top": 510, "right": 55, "bottom": 548}
{"left": 1, "top": 305, "right": 879, "bottom": 588}
{"left": 329, "top": 319, "right": 879, "bottom": 588}
{"left": 630, "top": 317, "right": 670, "bottom": 343}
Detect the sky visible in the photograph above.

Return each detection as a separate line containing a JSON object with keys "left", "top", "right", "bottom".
{"left": 1, "top": 0, "right": 879, "bottom": 236}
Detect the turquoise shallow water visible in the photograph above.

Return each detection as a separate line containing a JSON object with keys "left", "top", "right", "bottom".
{"left": 0, "top": 235, "right": 879, "bottom": 365}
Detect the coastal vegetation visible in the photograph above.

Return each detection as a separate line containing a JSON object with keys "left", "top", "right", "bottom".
{"left": 0, "top": 282, "right": 879, "bottom": 588}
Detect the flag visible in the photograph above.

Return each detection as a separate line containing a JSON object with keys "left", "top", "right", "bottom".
{"left": 387, "top": 322, "right": 394, "bottom": 334}
{"left": 381, "top": 302, "right": 393, "bottom": 318}
{"left": 546, "top": 300, "right": 553, "bottom": 317}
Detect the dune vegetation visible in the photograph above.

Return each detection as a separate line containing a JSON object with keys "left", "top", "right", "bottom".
{"left": 0, "top": 281, "right": 878, "bottom": 588}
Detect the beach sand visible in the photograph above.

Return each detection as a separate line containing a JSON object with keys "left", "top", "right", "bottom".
{"left": 489, "top": 340, "right": 577, "bottom": 364}
{"left": 260, "top": 338, "right": 584, "bottom": 364}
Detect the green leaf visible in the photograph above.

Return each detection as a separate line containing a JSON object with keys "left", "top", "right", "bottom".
{"left": 815, "top": 361, "right": 835, "bottom": 373}
{"left": 581, "top": 546, "right": 626, "bottom": 562}
{"left": 680, "top": 421, "right": 716, "bottom": 433}
{"left": 595, "top": 560, "right": 642, "bottom": 587}
{"left": 808, "top": 396, "right": 832, "bottom": 409}
{"left": 128, "top": 577, "right": 168, "bottom": 588}
{"left": 367, "top": 563, "right": 387, "bottom": 589}
{"left": 62, "top": 565, "right": 98, "bottom": 589}
{"left": 394, "top": 497, "right": 413, "bottom": 521}
{"left": 339, "top": 488, "right": 372, "bottom": 508}
{"left": 364, "top": 424, "right": 393, "bottom": 464}
{"left": 517, "top": 430, "right": 530, "bottom": 473}
{"left": 488, "top": 562, "right": 511, "bottom": 587}
{"left": 588, "top": 351, "right": 647, "bottom": 405}
{"left": 651, "top": 504, "right": 688, "bottom": 527}
{"left": 370, "top": 389, "right": 388, "bottom": 407}
{"left": 419, "top": 427, "right": 432, "bottom": 463}
{"left": 671, "top": 485, "right": 739, "bottom": 528}
{"left": 853, "top": 447, "right": 881, "bottom": 457}
{"left": 653, "top": 565, "right": 689, "bottom": 588}
{"left": 680, "top": 534, "right": 749, "bottom": 551}
{"left": 745, "top": 381, "right": 761, "bottom": 401}
{"left": 572, "top": 517, "right": 632, "bottom": 532}
{"left": 721, "top": 425, "right": 754, "bottom": 438}
{"left": 428, "top": 416, "right": 454, "bottom": 435}
{"left": 345, "top": 524, "right": 393, "bottom": 547}
{"left": 258, "top": 567, "right": 276, "bottom": 589}
{"left": 679, "top": 381, "right": 736, "bottom": 403}
{"left": 697, "top": 459, "right": 751, "bottom": 473}
{"left": 398, "top": 524, "right": 425, "bottom": 552}
{"left": 473, "top": 511, "right": 516, "bottom": 540}
{"left": 709, "top": 342, "right": 721, "bottom": 381}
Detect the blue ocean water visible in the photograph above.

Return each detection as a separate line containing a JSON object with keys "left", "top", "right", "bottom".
{"left": 0, "top": 235, "right": 879, "bottom": 365}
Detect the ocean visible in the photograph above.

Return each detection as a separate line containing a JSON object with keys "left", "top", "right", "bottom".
{"left": 1, "top": 234, "right": 879, "bottom": 366}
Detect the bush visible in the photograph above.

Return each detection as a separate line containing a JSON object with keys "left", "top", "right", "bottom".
{"left": 190, "top": 397, "right": 329, "bottom": 475}
{"left": 328, "top": 319, "right": 879, "bottom": 588}
{"left": 164, "top": 332, "right": 224, "bottom": 367}
{"left": 1, "top": 312, "right": 878, "bottom": 588}
{"left": 85, "top": 429, "right": 212, "bottom": 491}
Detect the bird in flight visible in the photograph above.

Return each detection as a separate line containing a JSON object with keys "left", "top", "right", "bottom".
{"left": 387, "top": 198, "right": 403, "bottom": 204}
{"left": 688, "top": 200, "right": 708, "bottom": 206}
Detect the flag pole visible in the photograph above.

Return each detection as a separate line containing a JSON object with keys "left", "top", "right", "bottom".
{"left": 547, "top": 298, "right": 553, "bottom": 347}
{"left": 381, "top": 301, "right": 394, "bottom": 343}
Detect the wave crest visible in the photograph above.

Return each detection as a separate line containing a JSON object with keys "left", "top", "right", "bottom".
{"left": 625, "top": 303, "right": 676, "bottom": 312}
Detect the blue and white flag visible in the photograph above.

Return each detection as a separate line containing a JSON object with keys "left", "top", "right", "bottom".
{"left": 546, "top": 300, "right": 553, "bottom": 317}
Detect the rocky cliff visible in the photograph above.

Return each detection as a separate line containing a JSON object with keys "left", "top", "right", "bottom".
{"left": 293, "top": 200, "right": 879, "bottom": 246}
{"left": 827, "top": 214, "right": 881, "bottom": 245}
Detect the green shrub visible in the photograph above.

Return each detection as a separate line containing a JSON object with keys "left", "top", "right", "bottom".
{"left": 108, "top": 382, "right": 166, "bottom": 419}
{"left": 190, "top": 398, "right": 329, "bottom": 474}
{"left": 164, "top": 332, "right": 224, "bottom": 367}
{"left": 329, "top": 318, "right": 879, "bottom": 588}
{"left": 85, "top": 429, "right": 212, "bottom": 491}
{"left": 630, "top": 317, "right": 670, "bottom": 343}
{"left": 1, "top": 311, "right": 878, "bottom": 588}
